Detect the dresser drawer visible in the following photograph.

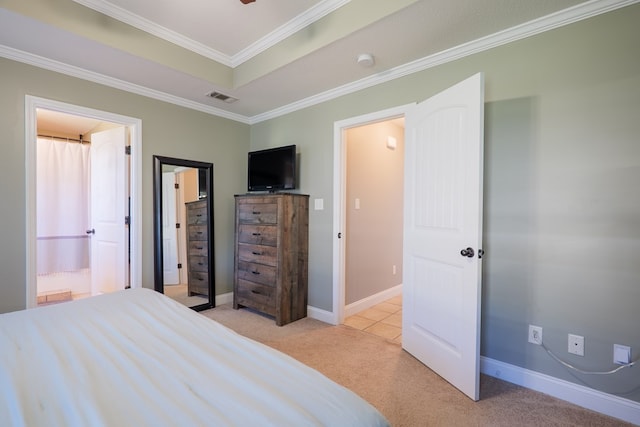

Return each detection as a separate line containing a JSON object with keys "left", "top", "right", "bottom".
{"left": 238, "top": 224, "right": 277, "bottom": 246}
{"left": 237, "top": 260, "right": 276, "bottom": 286}
{"left": 188, "top": 240, "right": 208, "bottom": 257}
{"left": 188, "top": 225, "right": 208, "bottom": 241}
{"left": 238, "top": 203, "right": 278, "bottom": 224}
{"left": 235, "top": 279, "right": 276, "bottom": 316}
{"left": 189, "top": 256, "right": 208, "bottom": 273}
{"left": 186, "top": 206, "right": 208, "bottom": 225}
{"left": 238, "top": 243, "right": 277, "bottom": 267}
{"left": 188, "top": 271, "right": 209, "bottom": 294}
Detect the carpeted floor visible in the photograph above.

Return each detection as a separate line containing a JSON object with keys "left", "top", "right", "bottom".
{"left": 201, "top": 304, "right": 633, "bottom": 427}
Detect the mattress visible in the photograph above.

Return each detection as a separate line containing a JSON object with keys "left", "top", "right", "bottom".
{"left": 0, "top": 288, "right": 389, "bottom": 426}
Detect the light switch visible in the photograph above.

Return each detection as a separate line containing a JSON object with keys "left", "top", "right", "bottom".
{"left": 355, "top": 198, "right": 360, "bottom": 210}
{"left": 314, "top": 198, "right": 324, "bottom": 210}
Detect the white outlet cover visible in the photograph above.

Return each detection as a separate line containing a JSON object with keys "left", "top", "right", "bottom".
{"left": 568, "top": 334, "right": 584, "bottom": 356}
{"left": 614, "top": 344, "right": 631, "bottom": 365}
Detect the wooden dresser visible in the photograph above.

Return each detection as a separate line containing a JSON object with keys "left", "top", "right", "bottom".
{"left": 185, "top": 199, "right": 209, "bottom": 297}
{"left": 233, "top": 193, "right": 309, "bottom": 326}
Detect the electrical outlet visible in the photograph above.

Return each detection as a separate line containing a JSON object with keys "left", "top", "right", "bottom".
{"left": 528, "top": 325, "right": 542, "bottom": 345}
{"left": 568, "top": 334, "right": 584, "bottom": 356}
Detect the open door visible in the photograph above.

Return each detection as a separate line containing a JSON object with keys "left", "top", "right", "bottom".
{"left": 402, "top": 73, "right": 484, "bottom": 400}
{"left": 162, "top": 172, "right": 180, "bottom": 285}
{"left": 89, "top": 127, "right": 128, "bottom": 294}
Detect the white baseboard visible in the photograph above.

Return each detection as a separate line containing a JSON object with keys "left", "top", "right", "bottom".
{"left": 481, "top": 356, "right": 640, "bottom": 425}
{"left": 215, "top": 292, "right": 233, "bottom": 306}
{"left": 307, "top": 305, "right": 336, "bottom": 324}
{"left": 344, "top": 284, "right": 402, "bottom": 317}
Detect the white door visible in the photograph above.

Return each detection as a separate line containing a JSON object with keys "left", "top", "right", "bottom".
{"left": 90, "top": 127, "right": 128, "bottom": 294}
{"left": 402, "top": 73, "right": 484, "bottom": 400}
{"left": 162, "top": 172, "right": 180, "bottom": 285}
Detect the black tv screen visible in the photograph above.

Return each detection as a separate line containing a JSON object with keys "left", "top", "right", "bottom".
{"left": 247, "top": 145, "right": 296, "bottom": 192}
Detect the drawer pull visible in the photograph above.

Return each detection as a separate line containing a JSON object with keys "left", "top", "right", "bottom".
{"left": 196, "top": 214, "right": 203, "bottom": 217}
{"left": 251, "top": 271, "right": 260, "bottom": 275}
{"left": 252, "top": 211, "right": 261, "bottom": 215}
{"left": 252, "top": 251, "right": 262, "bottom": 255}
{"left": 195, "top": 246, "right": 203, "bottom": 250}
{"left": 198, "top": 262, "right": 204, "bottom": 266}
{"left": 251, "top": 290, "right": 261, "bottom": 294}
{"left": 252, "top": 232, "right": 261, "bottom": 236}
{"left": 197, "top": 231, "right": 203, "bottom": 235}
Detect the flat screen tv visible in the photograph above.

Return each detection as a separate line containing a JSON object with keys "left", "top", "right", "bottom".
{"left": 247, "top": 145, "right": 296, "bottom": 192}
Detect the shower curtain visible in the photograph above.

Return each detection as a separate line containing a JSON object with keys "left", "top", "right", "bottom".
{"left": 36, "top": 138, "right": 91, "bottom": 275}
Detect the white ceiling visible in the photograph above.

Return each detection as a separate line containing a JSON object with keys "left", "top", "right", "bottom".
{"left": 1, "top": 0, "right": 634, "bottom": 125}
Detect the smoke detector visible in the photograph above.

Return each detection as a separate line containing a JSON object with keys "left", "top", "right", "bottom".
{"left": 357, "top": 53, "right": 375, "bottom": 67}
{"left": 206, "top": 91, "right": 238, "bottom": 103}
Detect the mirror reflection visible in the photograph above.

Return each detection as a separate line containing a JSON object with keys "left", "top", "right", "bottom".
{"left": 153, "top": 156, "right": 214, "bottom": 311}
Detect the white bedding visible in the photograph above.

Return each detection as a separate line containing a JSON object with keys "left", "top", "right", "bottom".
{"left": 0, "top": 288, "right": 389, "bottom": 427}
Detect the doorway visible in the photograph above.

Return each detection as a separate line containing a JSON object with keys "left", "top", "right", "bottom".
{"left": 339, "top": 116, "right": 405, "bottom": 341}
{"left": 25, "top": 96, "right": 142, "bottom": 308}
{"left": 332, "top": 104, "right": 411, "bottom": 325}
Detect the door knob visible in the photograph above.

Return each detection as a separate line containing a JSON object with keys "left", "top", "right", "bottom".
{"left": 460, "top": 247, "right": 474, "bottom": 258}
{"left": 86, "top": 229, "right": 95, "bottom": 235}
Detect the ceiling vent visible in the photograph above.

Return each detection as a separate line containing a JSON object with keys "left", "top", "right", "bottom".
{"left": 206, "top": 91, "right": 238, "bottom": 103}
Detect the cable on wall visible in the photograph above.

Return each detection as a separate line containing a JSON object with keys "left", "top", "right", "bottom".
{"left": 541, "top": 342, "right": 636, "bottom": 375}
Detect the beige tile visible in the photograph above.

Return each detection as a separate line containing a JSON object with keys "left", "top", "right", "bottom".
{"left": 365, "top": 322, "right": 402, "bottom": 340}
{"left": 344, "top": 315, "right": 377, "bottom": 330}
{"left": 386, "top": 295, "right": 402, "bottom": 306}
{"left": 373, "top": 302, "right": 401, "bottom": 313}
{"left": 357, "top": 307, "right": 391, "bottom": 322}
{"left": 380, "top": 313, "right": 402, "bottom": 328}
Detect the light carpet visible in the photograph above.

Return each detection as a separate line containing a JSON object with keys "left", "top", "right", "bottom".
{"left": 201, "top": 304, "right": 632, "bottom": 426}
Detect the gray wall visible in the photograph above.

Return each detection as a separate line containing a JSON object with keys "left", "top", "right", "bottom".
{"left": 0, "top": 58, "right": 249, "bottom": 313}
{"left": 250, "top": 5, "right": 640, "bottom": 402}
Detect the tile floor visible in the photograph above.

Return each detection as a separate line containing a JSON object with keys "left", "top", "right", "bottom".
{"left": 344, "top": 294, "right": 402, "bottom": 344}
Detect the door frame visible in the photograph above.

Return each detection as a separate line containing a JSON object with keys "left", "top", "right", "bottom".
{"left": 332, "top": 103, "right": 413, "bottom": 325}
{"left": 25, "top": 95, "right": 143, "bottom": 308}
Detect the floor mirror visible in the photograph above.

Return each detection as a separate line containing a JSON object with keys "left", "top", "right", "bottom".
{"left": 153, "top": 155, "right": 214, "bottom": 311}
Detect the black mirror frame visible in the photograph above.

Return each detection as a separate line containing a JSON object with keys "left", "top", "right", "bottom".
{"left": 153, "top": 155, "right": 215, "bottom": 311}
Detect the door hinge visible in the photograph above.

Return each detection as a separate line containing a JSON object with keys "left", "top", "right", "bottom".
{"left": 176, "top": 223, "right": 180, "bottom": 229}
{"left": 174, "top": 183, "right": 179, "bottom": 189}
{"left": 125, "top": 145, "right": 131, "bottom": 155}
{"left": 177, "top": 263, "right": 182, "bottom": 269}
{"left": 124, "top": 216, "right": 130, "bottom": 225}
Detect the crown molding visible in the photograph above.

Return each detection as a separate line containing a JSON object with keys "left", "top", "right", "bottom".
{"left": 71, "top": 0, "right": 350, "bottom": 68}
{"left": 72, "top": 0, "right": 232, "bottom": 66}
{"left": 0, "top": 44, "right": 251, "bottom": 124}
{"left": 249, "top": 0, "right": 639, "bottom": 123}
{"left": 2, "top": 0, "right": 636, "bottom": 125}
{"left": 231, "top": 0, "right": 350, "bottom": 67}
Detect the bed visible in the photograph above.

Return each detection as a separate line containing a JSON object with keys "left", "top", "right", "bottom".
{"left": 0, "top": 288, "right": 389, "bottom": 426}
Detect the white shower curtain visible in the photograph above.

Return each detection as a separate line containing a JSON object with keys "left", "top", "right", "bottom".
{"left": 36, "top": 138, "right": 91, "bottom": 275}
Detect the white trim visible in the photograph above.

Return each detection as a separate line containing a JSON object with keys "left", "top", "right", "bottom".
{"left": 344, "top": 285, "right": 402, "bottom": 318}
{"left": 232, "top": 0, "right": 350, "bottom": 67}
{"left": 332, "top": 104, "right": 413, "bottom": 325}
{"left": 25, "top": 96, "right": 143, "bottom": 308}
{"left": 0, "top": 45, "right": 250, "bottom": 125}
{"left": 215, "top": 292, "right": 233, "bottom": 306}
{"left": 250, "top": 0, "right": 640, "bottom": 123}
{"left": 2, "top": 1, "right": 635, "bottom": 125}
{"left": 71, "top": 0, "right": 350, "bottom": 68}
{"left": 481, "top": 357, "right": 640, "bottom": 425}
{"left": 307, "top": 305, "right": 337, "bottom": 325}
